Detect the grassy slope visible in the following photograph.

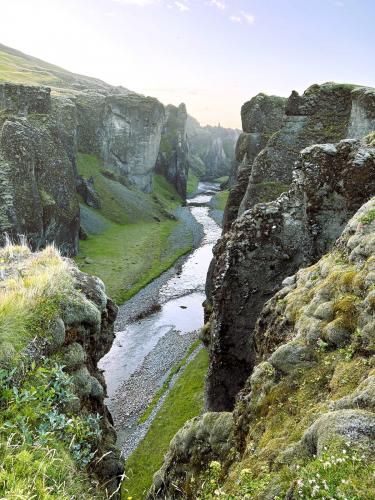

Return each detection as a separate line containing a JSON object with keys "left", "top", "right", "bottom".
{"left": 122, "top": 348, "right": 209, "bottom": 499}
{"left": 0, "top": 245, "right": 104, "bottom": 498}
{"left": 75, "top": 154, "right": 192, "bottom": 303}
{"left": 211, "top": 190, "right": 229, "bottom": 211}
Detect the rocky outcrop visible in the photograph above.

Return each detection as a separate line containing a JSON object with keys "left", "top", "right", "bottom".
{"left": 149, "top": 412, "right": 234, "bottom": 499}
{"left": 206, "top": 138, "right": 375, "bottom": 412}
{"left": 76, "top": 92, "right": 165, "bottom": 193}
{"left": 151, "top": 196, "right": 375, "bottom": 499}
{"left": 187, "top": 116, "right": 239, "bottom": 181}
{"left": 223, "top": 93, "right": 286, "bottom": 231}
{"left": 239, "top": 83, "right": 366, "bottom": 215}
{"left": 60, "top": 266, "right": 123, "bottom": 492}
{"left": 155, "top": 103, "right": 189, "bottom": 198}
{"left": 0, "top": 83, "right": 80, "bottom": 255}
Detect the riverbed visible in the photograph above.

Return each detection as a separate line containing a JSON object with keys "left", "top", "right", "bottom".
{"left": 99, "top": 181, "right": 222, "bottom": 458}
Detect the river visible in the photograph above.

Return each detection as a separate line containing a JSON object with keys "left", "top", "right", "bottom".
{"left": 99, "top": 181, "right": 222, "bottom": 457}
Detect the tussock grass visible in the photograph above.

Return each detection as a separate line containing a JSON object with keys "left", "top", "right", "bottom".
{"left": 0, "top": 241, "right": 74, "bottom": 362}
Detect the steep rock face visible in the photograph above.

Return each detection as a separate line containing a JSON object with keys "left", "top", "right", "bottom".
{"left": 348, "top": 86, "right": 375, "bottom": 137}
{"left": 76, "top": 92, "right": 165, "bottom": 193}
{"left": 152, "top": 198, "right": 375, "bottom": 498}
{"left": 187, "top": 116, "right": 239, "bottom": 181}
{"left": 239, "top": 83, "right": 364, "bottom": 214}
{"left": 0, "top": 83, "right": 80, "bottom": 255}
{"left": 155, "top": 103, "right": 189, "bottom": 198}
{"left": 223, "top": 93, "right": 286, "bottom": 232}
{"left": 60, "top": 266, "right": 123, "bottom": 492}
{"left": 206, "top": 138, "right": 375, "bottom": 411}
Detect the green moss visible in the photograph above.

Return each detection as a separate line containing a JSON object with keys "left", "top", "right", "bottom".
{"left": 256, "top": 181, "right": 289, "bottom": 203}
{"left": 359, "top": 208, "right": 375, "bottom": 224}
{"left": 138, "top": 340, "right": 202, "bottom": 424}
{"left": 0, "top": 361, "right": 104, "bottom": 498}
{"left": 122, "top": 348, "right": 209, "bottom": 499}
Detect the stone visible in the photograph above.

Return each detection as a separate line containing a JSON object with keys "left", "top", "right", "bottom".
{"left": 269, "top": 342, "right": 315, "bottom": 374}
{"left": 205, "top": 139, "right": 375, "bottom": 411}
{"left": 155, "top": 103, "right": 189, "bottom": 199}
{"left": 300, "top": 409, "right": 375, "bottom": 457}
{"left": 62, "top": 342, "right": 86, "bottom": 370}
{"left": 223, "top": 94, "right": 286, "bottom": 231}
{"left": 186, "top": 115, "right": 239, "bottom": 182}
{"left": 0, "top": 84, "right": 80, "bottom": 255}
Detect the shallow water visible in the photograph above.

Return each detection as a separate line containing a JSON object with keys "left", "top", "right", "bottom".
{"left": 99, "top": 182, "right": 221, "bottom": 398}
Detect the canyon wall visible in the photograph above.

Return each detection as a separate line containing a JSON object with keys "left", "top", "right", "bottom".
{"left": 0, "top": 83, "right": 80, "bottom": 254}
{"left": 150, "top": 195, "right": 375, "bottom": 498}
{"left": 187, "top": 115, "right": 240, "bottom": 181}
{"left": 155, "top": 103, "right": 190, "bottom": 198}
{"left": 205, "top": 84, "right": 375, "bottom": 412}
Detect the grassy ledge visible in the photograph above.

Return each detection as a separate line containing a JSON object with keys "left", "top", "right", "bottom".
{"left": 122, "top": 348, "right": 209, "bottom": 499}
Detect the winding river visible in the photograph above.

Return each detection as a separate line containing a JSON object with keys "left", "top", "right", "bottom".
{"left": 99, "top": 181, "right": 222, "bottom": 457}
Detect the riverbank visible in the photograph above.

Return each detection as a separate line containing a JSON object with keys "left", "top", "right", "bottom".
{"left": 99, "top": 182, "right": 222, "bottom": 498}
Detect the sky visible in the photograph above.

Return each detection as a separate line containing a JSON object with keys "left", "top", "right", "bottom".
{"left": 1, "top": 0, "right": 375, "bottom": 128}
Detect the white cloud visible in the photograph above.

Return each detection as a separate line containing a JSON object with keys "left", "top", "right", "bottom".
{"left": 208, "top": 0, "right": 226, "bottom": 10}
{"left": 241, "top": 11, "right": 255, "bottom": 24}
{"left": 174, "top": 1, "right": 189, "bottom": 11}
{"left": 229, "top": 11, "right": 255, "bottom": 24}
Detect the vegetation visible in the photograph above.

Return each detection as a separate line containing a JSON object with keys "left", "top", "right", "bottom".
{"left": 138, "top": 340, "right": 202, "bottom": 424}
{"left": 122, "top": 348, "right": 209, "bottom": 499}
{"left": 75, "top": 154, "right": 192, "bottom": 303}
{"left": 0, "top": 244, "right": 74, "bottom": 363}
{"left": 0, "top": 244, "right": 106, "bottom": 498}
{"left": 211, "top": 190, "right": 229, "bottom": 211}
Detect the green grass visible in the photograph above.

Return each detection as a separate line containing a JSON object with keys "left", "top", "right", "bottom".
{"left": 0, "top": 245, "right": 75, "bottom": 364}
{"left": 187, "top": 170, "right": 199, "bottom": 195}
{"left": 75, "top": 154, "right": 192, "bottom": 303}
{"left": 138, "top": 340, "right": 202, "bottom": 424}
{"left": 211, "top": 190, "right": 229, "bottom": 211}
{"left": 122, "top": 348, "right": 209, "bottom": 499}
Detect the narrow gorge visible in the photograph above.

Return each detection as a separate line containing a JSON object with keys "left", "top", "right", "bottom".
{"left": 0, "top": 33, "right": 375, "bottom": 500}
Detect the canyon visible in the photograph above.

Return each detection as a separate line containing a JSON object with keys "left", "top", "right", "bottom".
{"left": 1, "top": 40, "right": 375, "bottom": 500}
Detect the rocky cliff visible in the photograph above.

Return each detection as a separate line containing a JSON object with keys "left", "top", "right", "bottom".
{"left": 0, "top": 243, "right": 122, "bottom": 497}
{"left": 204, "top": 84, "right": 375, "bottom": 414}
{"left": 155, "top": 103, "right": 190, "bottom": 198}
{"left": 223, "top": 93, "right": 286, "bottom": 231}
{"left": 186, "top": 116, "right": 239, "bottom": 181}
{"left": 150, "top": 196, "right": 375, "bottom": 499}
{"left": 0, "top": 83, "right": 80, "bottom": 254}
{"left": 76, "top": 91, "right": 165, "bottom": 193}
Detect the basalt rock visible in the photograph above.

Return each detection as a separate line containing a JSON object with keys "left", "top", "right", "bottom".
{"left": 238, "top": 83, "right": 370, "bottom": 215}
{"left": 155, "top": 103, "right": 189, "bottom": 198}
{"left": 153, "top": 197, "right": 375, "bottom": 499}
{"left": 76, "top": 91, "right": 165, "bottom": 193}
{"left": 206, "top": 138, "right": 375, "bottom": 411}
{"left": 0, "top": 83, "right": 80, "bottom": 255}
{"left": 223, "top": 93, "right": 286, "bottom": 232}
